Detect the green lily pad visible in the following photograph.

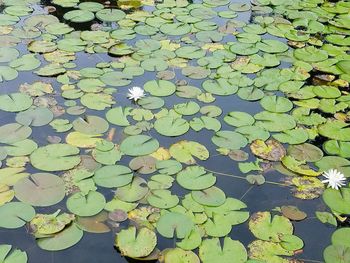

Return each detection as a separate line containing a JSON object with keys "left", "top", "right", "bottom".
{"left": 0, "top": 123, "right": 31, "bottom": 144}
{"left": 0, "top": 245, "right": 27, "bottom": 263}
{"left": 115, "top": 226, "right": 157, "bottom": 258}
{"left": 105, "top": 106, "right": 131, "bottom": 126}
{"left": 15, "top": 107, "right": 53, "bottom": 127}
{"left": 318, "top": 120, "right": 350, "bottom": 141}
{"left": 323, "top": 187, "right": 350, "bottom": 214}
{"left": 147, "top": 189, "right": 179, "bottom": 209}
{"left": 66, "top": 191, "right": 106, "bottom": 217}
{"left": 30, "top": 210, "right": 74, "bottom": 237}
{"left": 176, "top": 166, "right": 216, "bottom": 190}
{"left": 120, "top": 135, "right": 159, "bottom": 156}
{"left": 161, "top": 248, "right": 200, "bottom": 263}
{"left": 144, "top": 80, "right": 176, "bottom": 97}
{"left": 260, "top": 95, "right": 293, "bottom": 113}
{"left": 93, "top": 165, "right": 133, "bottom": 188}
{"left": 249, "top": 212, "right": 293, "bottom": 242}
{"left": 154, "top": 116, "right": 190, "bottom": 137}
{"left": 160, "top": 23, "right": 191, "bottom": 36}
{"left": 169, "top": 140, "right": 209, "bottom": 164}
{"left": 248, "top": 240, "right": 293, "bottom": 262}
{"left": 199, "top": 237, "right": 247, "bottom": 263}
{"left": 256, "top": 39, "right": 288, "bottom": 53}
{"left": 212, "top": 131, "right": 248, "bottom": 150}
{"left": 14, "top": 173, "right": 65, "bottom": 207}
{"left": 287, "top": 143, "right": 323, "bottom": 162}
{"left": 80, "top": 93, "right": 115, "bottom": 111}
{"left": 176, "top": 227, "right": 202, "bottom": 250}
{"left": 96, "top": 9, "right": 125, "bottom": 22}
{"left": 324, "top": 245, "right": 350, "bottom": 263}
{"left": 204, "top": 214, "right": 232, "bottom": 237}
{"left": 156, "top": 212, "right": 194, "bottom": 239}
{"left": 30, "top": 144, "right": 80, "bottom": 172}
{"left": 254, "top": 111, "right": 296, "bottom": 132}
{"left": 37, "top": 223, "right": 83, "bottom": 251}
{"left": 273, "top": 128, "right": 309, "bottom": 145}
{"left": 323, "top": 140, "right": 350, "bottom": 158}
{"left": 0, "top": 93, "right": 32, "bottom": 112}
{"left": 115, "top": 176, "right": 149, "bottom": 202}
{"left": 0, "top": 201, "right": 35, "bottom": 229}
{"left": 72, "top": 115, "right": 109, "bottom": 135}
{"left": 63, "top": 10, "right": 94, "bottom": 23}
{"left": 224, "top": 112, "right": 254, "bottom": 127}
{"left": 192, "top": 186, "right": 226, "bottom": 207}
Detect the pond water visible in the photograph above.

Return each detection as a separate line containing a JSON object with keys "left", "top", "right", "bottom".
{"left": 0, "top": 0, "right": 349, "bottom": 262}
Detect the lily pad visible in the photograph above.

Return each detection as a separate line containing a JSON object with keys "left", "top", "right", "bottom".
{"left": 156, "top": 212, "right": 194, "bottom": 239}
{"left": 14, "top": 173, "right": 65, "bottom": 207}
{"left": 93, "top": 165, "right": 133, "bottom": 188}
{"left": 169, "top": 140, "right": 209, "bottom": 164}
{"left": 192, "top": 186, "right": 226, "bottom": 207}
{"left": 120, "top": 135, "right": 159, "bottom": 156}
{"left": 0, "top": 93, "right": 32, "bottom": 113}
{"left": 115, "top": 177, "right": 149, "bottom": 202}
{"left": 249, "top": 211, "right": 293, "bottom": 242}
{"left": 154, "top": 116, "right": 190, "bottom": 137}
{"left": 115, "top": 226, "right": 157, "bottom": 258}
{"left": 161, "top": 248, "right": 200, "bottom": 263}
{"left": 0, "top": 201, "right": 35, "bottom": 229}
{"left": 144, "top": 80, "right": 176, "bottom": 97}
{"left": 176, "top": 166, "right": 216, "bottom": 190}
{"left": 66, "top": 191, "right": 106, "bottom": 217}
{"left": 199, "top": 237, "right": 247, "bottom": 263}
{"left": 0, "top": 245, "right": 27, "bottom": 263}
{"left": 30, "top": 144, "right": 80, "bottom": 172}
{"left": 37, "top": 223, "right": 83, "bottom": 251}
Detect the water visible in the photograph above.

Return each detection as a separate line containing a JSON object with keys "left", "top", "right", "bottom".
{"left": 0, "top": 0, "right": 340, "bottom": 262}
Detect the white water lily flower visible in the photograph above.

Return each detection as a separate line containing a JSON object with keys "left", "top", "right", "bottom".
{"left": 322, "top": 169, "right": 347, "bottom": 190}
{"left": 127, "top": 86, "right": 145, "bottom": 102}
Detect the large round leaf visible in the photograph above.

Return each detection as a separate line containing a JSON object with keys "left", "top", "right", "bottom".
{"left": 115, "top": 176, "right": 149, "bottom": 202}
{"left": 66, "top": 191, "right": 106, "bottom": 217}
{"left": 30, "top": 144, "right": 80, "bottom": 172}
{"left": 211, "top": 131, "right": 248, "bottom": 150}
{"left": 72, "top": 115, "right": 109, "bottom": 134}
{"left": 323, "top": 187, "right": 350, "bottom": 214}
{"left": 192, "top": 186, "right": 226, "bottom": 207}
{"left": 0, "top": 202, "right": 35, "bottom": 229}
{"left": 115, "top": 226, "right": 157, "bottom": 258}
{"left": 93, "top": 165, "right": 133, "bottom": 188}
{"left": 0, "top": 244, "right": 27, "bottom": 263}
{"left": 318, "top": 120, "right": 350, "bottom": 141}
{"left": 15, "top": 107, "right": 53, "bottom": 127}
{"left": 176, "top": 166, "right": 216, "bottom": 190}
{"left": 147, "top": 189, "right": 179, "bottom": 209}
{"left": 143, "top": 80, "right": 176, "bottom": 97}
{"left": 249, "top": 211, "right": 293, "bottom": 242}
{"left": 154, "top": 116, "right": 189, "bottom": 137}
{"left": 156, "top": 212, "right": 194, "bottom": 239}
{"left": 202, "top": 79, "right": 238, "bottom": 95}
{"left": 37, "top": 223, "right": 83, "bottom": 251}
{"left": 199, "top": 237, "right": 247, "bottom": 263}
{"left": 0, "top": 93, "right": 32, "bottom": 112}
{"left": 120, "top": 135, "right": 159, "bottom": 156}
{"left": 169, "top": 141, "right": 209, "bottom": 164}
{"left": 14, "top": 173, "right": 65, "bottom": 206}
{"left": 0, "top": 123, "right": 31, "bottom": 144}
{"left": 162, "top": 248, "right": 200, "bottom": 263}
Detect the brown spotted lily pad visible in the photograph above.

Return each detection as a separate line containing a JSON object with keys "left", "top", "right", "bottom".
{"left": 250, "top": 139, "right": 286, "bottom": 161}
